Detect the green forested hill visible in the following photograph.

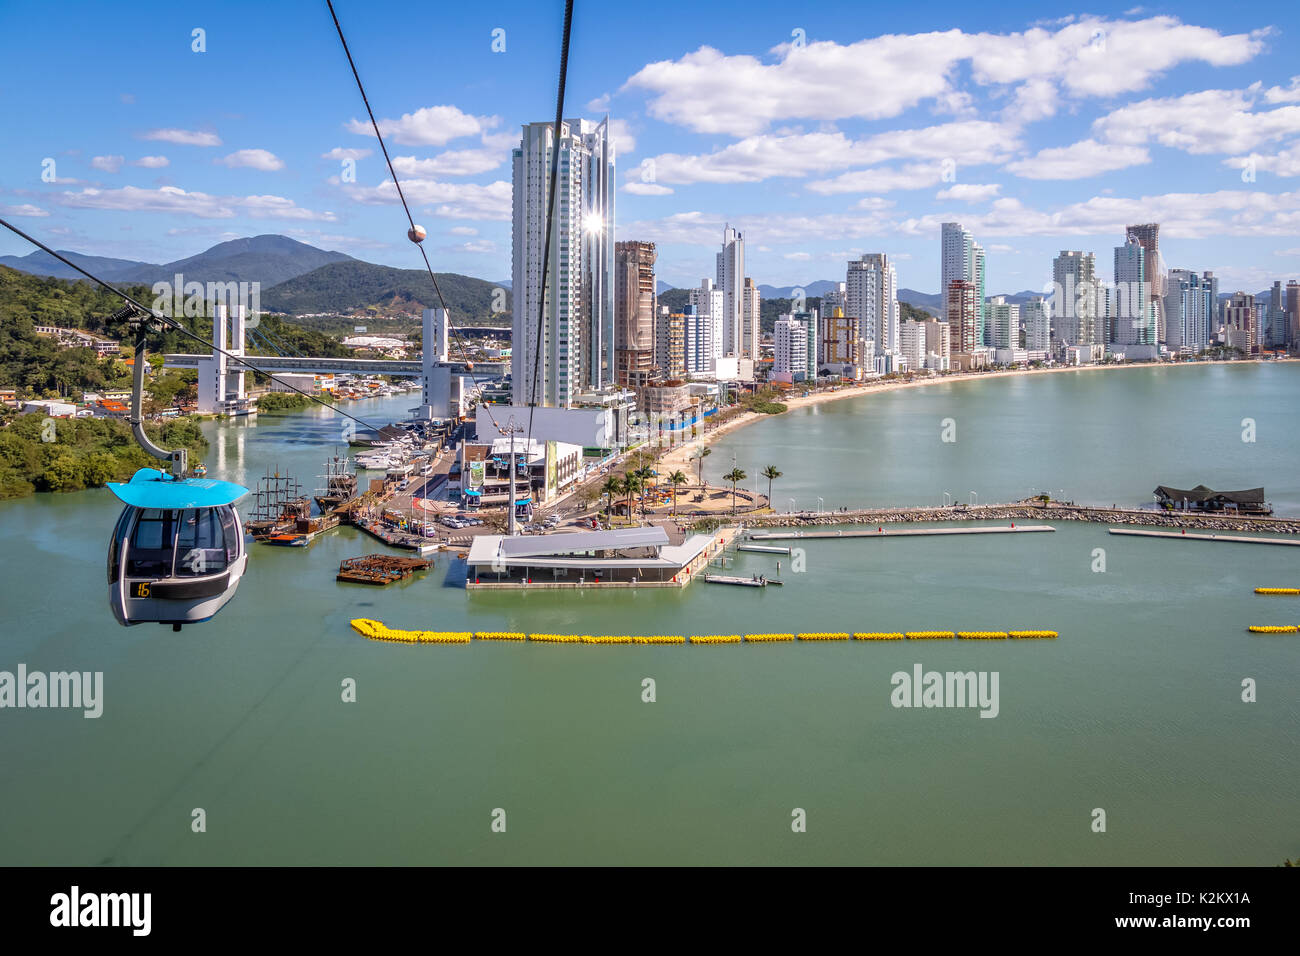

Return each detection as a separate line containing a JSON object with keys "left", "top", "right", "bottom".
{"left": 263, "top": 260, "right": 510, "bottom": 322}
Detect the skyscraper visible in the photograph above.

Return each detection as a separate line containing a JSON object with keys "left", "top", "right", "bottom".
{"left": 687, "top": 278, "right": 725, "bottom": 373}
{"left": 946, "top": 278, "right": 978, "bottom": 354}
{"left": 941, "top": 223, "right": 985, "bottom": 346}
{"left": 1022, "top": 297, "right": 1050, "bottom": 351}
{"left": 614, "top": 240, "right": 655, "bottom": 388}
{"left": 1223, "top": 292, "right": 1257, "bottom": 353}
{"left": 653, "top": 307, "right": 685, "bottom": 379}
{"left": 1167, "top": 269, "right": 1213, "bottom": 353}
{"left": 1125, "top": 223, "right": 1165, "bottom": 342}
{"left": 846, "top": 253, "right": 899, "bottom": 356}
{"left": 1051, "top": 251, "right": 1098, "bottom": 346}
{"left": 511, "top": 117, "right": 615, "bottom": 408}
{"left": 715, "top": 225, "right": 744, "bottom": 357}
{"left": 1113, "top": 236, "right": 1154, "bottom": 345}
{"left": 986, "top": 296, "right": 1020, "bottom": 351}
{"left": 741, "top": 277, "right": 761, "bottom": 361}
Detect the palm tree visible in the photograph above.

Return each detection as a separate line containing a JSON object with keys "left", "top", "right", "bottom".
{"left": 693, "top": 446, "right": 711, "bottom": 487}
{"left": 601, "top": 475, "right": 622, "bottom": 514}
{"left": 622, "top": 472, "right": 643, "bottom": 522}
{"left": 761, "top": 465, "right": 782, "bottom": 509}
{"left": 668, "top": 470, "right": 688, "bottom": 515}
{"left": 723, "top": 467, "right": 746, "bottom": 515}
{"left": 633, "top": 465, "right": 655, "bottom": 517}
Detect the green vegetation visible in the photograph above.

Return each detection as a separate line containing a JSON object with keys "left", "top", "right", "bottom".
{"left": 899, "top": 300, "right": 934, "bottom": 323}
{"left": 0, "top": 412, "right": 208, "bottom": 498}
{"left": 262, "top": 260, "right": 511, "bottom": 322}
{"left": 255, "top": 390, "right": 330, "bottom": 412}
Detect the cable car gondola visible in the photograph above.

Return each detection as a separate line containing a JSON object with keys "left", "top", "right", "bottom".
{"left": 107, "top": 468, "right": 249, "bottom": 629}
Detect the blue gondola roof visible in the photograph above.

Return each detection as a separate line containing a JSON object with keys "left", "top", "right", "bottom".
{"left": 107, "top": 468, "right": 249, "bottom": 509}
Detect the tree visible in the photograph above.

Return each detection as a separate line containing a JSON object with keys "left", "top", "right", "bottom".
{"left": 723, "top": 467, "right": 746, "bottom": 515}
{"left": 622, "top": 472, "right": 642, "bottom": 521}
{"left": 601, "top": 475, "right": 622, "bottom": 514}
{"left": 762, "top": 464, "right": 782, "bottom": 508}
{"left": 668, "top": 470, "right": 688, "bottom": 515}
{"left": 693, "top": 446, "right": 711, "bottom": 486}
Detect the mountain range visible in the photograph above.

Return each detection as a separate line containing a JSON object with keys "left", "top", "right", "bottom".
{"left": 1, "top": 234, "right": 507, "bottom": 323}
{"left": 0, "top": 235, "right": 356, "bottom": 289}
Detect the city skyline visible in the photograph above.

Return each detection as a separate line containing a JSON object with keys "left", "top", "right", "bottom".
{"left": 3, "top": 1, "right": 1300, "bottom": 296}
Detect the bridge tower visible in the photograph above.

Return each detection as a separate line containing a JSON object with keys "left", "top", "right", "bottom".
{"left": 197, "top": 304, "right": 250, "bottom": 415}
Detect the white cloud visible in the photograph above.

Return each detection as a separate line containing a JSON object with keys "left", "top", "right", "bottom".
{"left": 391, "top": 149, "right": 503, "bottom": 177}
{"left": 460, "top": 240, "right": 497, "bottom": 254}
{"left": 50, "top": 185, "right": 335, "bottom": 221}
{"left": 935, "top": 183, "right": 1002, "bottom": 202}
{"left": 448, "top": 226, "right": 478, "bottom": 236}
{"left": 622, "top": 18, "right": 1265, "bottom": 137}
{"left": 1263, "top": 77, "right": 1300, "bottom": 104}
{"left": 132, "top": 155, "right": 170, "bottom": 168}
{"left": 606, "top": 118, "right": 636, "bottom": 155}
{"left": 1093, "top": 86, "right": 1300, "bottom": 155}
{"left": 783, "top": 251, "right": 812, "bottom": 261}
{"left": 347, "top": 105, "right": 499, "bottom": 147}
{"left": 216, "top": 149, "right": 285, "bottom": 171}
{"left": 344, "top": 179, "right": 511, "bottom": 220}
{"left": 637, "top": 122, "right": 1014, "bottom": 187}
{"left": 1224, "top": 144, "right": 1300, "bottom": 177}
{"left": 0, "top": 203, "right": 49, "bottom": 217}
{"left": 91, "top": 155, "right": 124, "bottom": 173}
{"left": 1004, "top": 139, "right": 1151, "bottom": 179}
{"left": 808, "top": 164, "right": 947, "bottom": 195}
{"left": 322, "top": 147, "right": 372, "bottom": 161}
{"left": 140, "top": 128, "right": 222, "bottom": 146}
{"left": 623, "top": 182, "right": 673, "bottom": 195}
{"left": 587, "top": 93, "right": 611, "bottom": 112}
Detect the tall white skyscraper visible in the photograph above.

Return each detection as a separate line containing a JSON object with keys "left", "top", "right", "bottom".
{"left": 1051, "top": 251, "right": 1098, "bottom": 346}
{"left": 511, "top": 117, "right": 615, "bottom": 408}
{"left": 688, "top": 278, "right": 725, "bottom": 372}
{"left": 986, "top": 296, "right": 1020, "bottom": 350}
{"left": 941, "top": 223, "right": 985, "bottom": 346}
{"left": 741, "top": 277, "right": 761, "bottom": 361}
{"left": 1167, "top": 269, "right": 1213, "bottom": 352}
{"left": 1022, "top": 297, "right": 1050, "bottom": 350}
{"left": 846, "top": 253, "right": 898, "bottom": 356}
{"left": 715, "top": 225, "right": 744, "bottom": 357}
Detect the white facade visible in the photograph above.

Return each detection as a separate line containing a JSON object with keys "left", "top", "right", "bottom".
{"left": 772, "top": 316, "right": 806, "bottom": 378}
{"left": 1022, "top": 296, "right": 1050, "bottom": 351}
{"left": 196, "top": 303, "right": 248, "bottom": 415}
{"left": 899, "top": 319, "right": 926, "bottom": 371}
{"left": 1051, "top": 251, "right": 1099, "bottom": 346}
{"left": 986, "top": 296, "right": 1020, "bottom": 351}
{"left": 687, "top": 278, "right": 725, "bottom": 372}
{"left": 845, "top": 253, "right": 899, "bottom": 356}
{"left": 511, "top": 118, "right": 614, "bottom": 408}
{"left": 715, "top": 225, "right": 744, "bottom": 357}
{"left": 1167, "top": 269, "right": 1213, "bottom": 352}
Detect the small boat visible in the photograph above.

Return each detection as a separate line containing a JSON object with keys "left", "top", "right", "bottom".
{"left": 265, "top": 533, "right": 309, "bottom": 547}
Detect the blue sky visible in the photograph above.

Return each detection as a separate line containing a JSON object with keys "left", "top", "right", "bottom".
{"left": 2, "top": 0, "right": 1299, "bottom": 295}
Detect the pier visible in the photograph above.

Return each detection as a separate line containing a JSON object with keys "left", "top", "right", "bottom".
{"left": 747, "top": 524, "right": 1055, "bottom": 541}
{"left": 703, "top": 574, "right": 780, "bottom": 587}
{"left": 1108, "top": 528, "right": 1300, "bottom": 546}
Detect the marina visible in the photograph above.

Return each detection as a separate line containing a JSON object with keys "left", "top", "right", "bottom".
{"left": 1108, "top": 528, "right": 1300, "bottom": 546}
{"left": 747, "top": 524, "right": 1056, "bottom": 540}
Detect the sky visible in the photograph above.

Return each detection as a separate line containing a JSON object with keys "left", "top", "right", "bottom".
{"left": 2, "top": 0, "right": 1299, "bottom": 296}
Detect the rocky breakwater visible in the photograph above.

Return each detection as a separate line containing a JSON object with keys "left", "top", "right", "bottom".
{"left": 690, "top": 503, "right": 1300, "bottom": 535}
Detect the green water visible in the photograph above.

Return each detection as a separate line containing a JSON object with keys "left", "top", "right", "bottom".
{"left": 1, "top": 365, "right": 1297, "bottom": 865}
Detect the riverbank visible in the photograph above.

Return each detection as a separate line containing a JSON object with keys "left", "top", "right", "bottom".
{"left": 657, "top": 358, "right": 1298, "bottom": 479}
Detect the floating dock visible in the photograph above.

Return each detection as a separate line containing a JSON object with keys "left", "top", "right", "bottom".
{"left": 739, "top": 544, "right": 792, "bottom": 554}
{"left": 337, "top": 554, "right": 432, "bottom": 585}
{"left": 1108, "top": 528, "right": 1300, "bottom": 546}
{"left": 704, "top": 574, "right": 771, "bottom": 587}
{"left": 748, "top": 524, "right": 1055, "bottom": 541}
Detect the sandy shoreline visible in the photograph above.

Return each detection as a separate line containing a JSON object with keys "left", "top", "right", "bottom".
{"left": 658, "top": 358, "right": 1297, "bottom": 477}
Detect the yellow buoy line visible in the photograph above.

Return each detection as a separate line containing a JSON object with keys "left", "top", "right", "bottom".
{"left": 1247, "top": 625, "right": 1299, "bottom": 633}
{"left": 1254, "top": 587, "right": 1300, "bottom": 595}
{"left": 351, "top": 620, "right": 1059, "bottom": 645}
